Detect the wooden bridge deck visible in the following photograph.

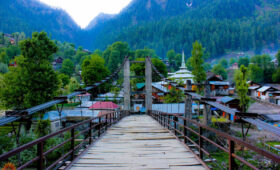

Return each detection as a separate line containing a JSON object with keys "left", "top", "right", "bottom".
{"left": 70, "top": 115, "right": 206, "bottom": 170}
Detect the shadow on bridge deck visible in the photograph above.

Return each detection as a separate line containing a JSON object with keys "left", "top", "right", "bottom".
{"left": 70, "top": 115, "right": 206, "bottom": 170}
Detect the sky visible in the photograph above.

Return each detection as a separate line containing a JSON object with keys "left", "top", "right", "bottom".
{"left": 39, "top": 0, "right": 132, "bottom": 28}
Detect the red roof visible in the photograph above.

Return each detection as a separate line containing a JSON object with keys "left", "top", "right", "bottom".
{"left": 89, "top": 101, "right": 119, "bottom": 109}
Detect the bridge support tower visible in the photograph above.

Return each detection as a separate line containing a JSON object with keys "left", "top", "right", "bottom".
{"left": 145, "top": 56, "right": 152, "bottom": 113}
{"left": 124, "top": 58, "right": 131, "bottom": 113}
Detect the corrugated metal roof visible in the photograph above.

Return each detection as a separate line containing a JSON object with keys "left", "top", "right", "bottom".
{"left": 136, "top": 83, "right": 145, "bottom": 89}
{"left": 248, "top": 86, "right": 260, "bottom": 90}
{"left": 243, "top": 118, "right": 280, "bottom": 137}
{"left": 152, "top": 103, "right": 203, "bottom": 114}
{"left": 217, "top": 96, "right": 236, "bottom": 104}
{"left": 205, "top": 101, "right": 238, "bottom": 115}
{"left": 89, "top": 102, "right": 119, "bottom": 109}
{"left": 152, "top": 83, "right": 169, "bottom": 93}
{"left": 257, "top": 86, "right": 272, "bottom": 92}
{"left": 209, "top": 81, "right": 230, "bottom": 86}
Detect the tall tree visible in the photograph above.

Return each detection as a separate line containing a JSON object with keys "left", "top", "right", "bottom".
{"left": 276, "top": 50, "right": 280, "bottom": 67}
{"left": 60, "top": 59, "right": 74, "bottom": 76}
{"left": 81, "top": 54, "right": 110, "bottom": 86}
{"left": 219, "top": 58, "right": 228, "bottom": 68}
{"left": 103, "top": 41, "right": 130, "bottom": 72}
{"left": 238, "top": 57, "right": 249, "bottom": 67}
{"left": 248, "top": 64, "right": 263, "bottom": 83}
{"left": 234, "top": 65, "right": 250, "bottom": 112}
{"left": 190, "top": 41, "right": 206, "bottom": 92}
{"left": 212, "top": 64, "right": 227, "bottom": 80}
{"left": 0, "top": 32, "right": 60, "bottom": 109}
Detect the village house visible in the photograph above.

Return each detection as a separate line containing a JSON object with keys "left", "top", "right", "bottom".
{"left": 52, "top": 57, "right": 64, "bottom": 70}
{"left": 206, "top": 73, "right": 230, "bottom": 96}
{"left": 217, "top": 96, "right": 241, "bottom": 111}
{"left": 256, "top": 86, "right": 279, "bottom": 101}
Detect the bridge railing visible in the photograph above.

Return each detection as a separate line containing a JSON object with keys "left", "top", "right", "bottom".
{"left": 149, "top": 110, "right": 280, "bottom": 170}
{"left": 0, "top": 110, "right": 129, "bottom": 170}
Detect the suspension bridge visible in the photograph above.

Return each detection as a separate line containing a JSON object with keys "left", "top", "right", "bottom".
{"left": 0, "top": 56, "right": 279, "bottom": 170}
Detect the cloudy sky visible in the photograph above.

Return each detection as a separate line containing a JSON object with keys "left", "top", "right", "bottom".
{"left": 39, "top": 0, "right": 132, "bottom": 28}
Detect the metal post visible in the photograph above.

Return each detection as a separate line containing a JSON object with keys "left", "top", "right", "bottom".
{"left": 173, "top": 116, "right": 177, "bottom": 136}
{"left": 199, "top": 127, "right": 203, "bottom": 159}
{"left": 229, "top": 139, "right": 236, "bottom": 170}
{"left": 124, "top": 58, "right": 131, "bottom": 111}
{"left": 168, "top": 115, "right": 171, "bottom": 129}
{"left": 98, "top": 117, "right": 101, "bottom": 137}
{"left": 71, "top": 128, "right": 75, "bottom": 160}
{"left": 37, "top": 142, "right": 44, "bottom": 170}
{"left": 184, "top": 119, "right": 187, "bottom": 143}
{"left": 89, "top": 121, "right": 93, "bottom": 144}
{"left": 145, "top": 56, "right": 152, "bottom": 113}
{"left": 203, "top": 80, "right": 211, "bottom": 125}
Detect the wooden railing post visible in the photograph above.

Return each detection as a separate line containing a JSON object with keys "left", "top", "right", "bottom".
{"left": 105, "top": 115, "right": 108, "bottom": 130}
{"left": 229, "top": 139, "right": 236, "bottom": 170}
{"left": 89, "top": 121, "right": 93, "bottom": 144}
{"left": 37, "top": 142, "right": 44, "bottom": 170}
{"left": 199, "top": 126, "right": 203, "bottom": 159}
{"left": 173, "top": 116, "right": 177, "bottom": 136}
{"left": 71, "top": 128, "right": 75, "bottom": 160}
{"left": 184, "top": 119, "right": 187, "bottom": 144}
{"left": 98, "top": 117, "right": 101, "bottom": 137}
{"left": 168, "top": 115, "right": 170, "bottom": 130}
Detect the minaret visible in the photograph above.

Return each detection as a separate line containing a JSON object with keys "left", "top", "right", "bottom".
{"left": 180, "top": 50, "right": 187, "bottom": 70}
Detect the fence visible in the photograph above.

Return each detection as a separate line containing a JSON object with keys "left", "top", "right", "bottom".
{"left": 0, "top": 111, "right": 129, "bottom": 170}
{"left": 149, "top": 110, "right": 280, "bottom": 170}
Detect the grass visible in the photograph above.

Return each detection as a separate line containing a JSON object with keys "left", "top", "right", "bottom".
{"left": 235, "top": 131, "right": 251, "bottom": 138}
{"left": 198, "top": 116, "right": 229, "bottom": 123}
{"left": 266, "top": 141, "right": 280, "bottom": 147}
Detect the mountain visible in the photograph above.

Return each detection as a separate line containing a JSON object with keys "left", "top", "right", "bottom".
{"left": 0, "top": 0, "right": 81, "bottom": 44}
{"left": 0, "top": 0, "right": 279, "bottom": 58}
{"left": 85, "top": 0, "right": 280, "bottom": 57}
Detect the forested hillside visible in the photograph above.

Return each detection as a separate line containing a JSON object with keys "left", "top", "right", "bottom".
{"left": 87, "top": 0, "right": 280, "bottom": 58}
{"left": 0, "top": 0, "right": 81, "bottom": 43}
{"left": 0, "top": 0, "right": 279, "bottom": 58}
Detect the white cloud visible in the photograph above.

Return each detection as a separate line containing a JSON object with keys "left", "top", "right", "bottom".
{"left": 38, "top": 0, "right": 132, "bottom": 28}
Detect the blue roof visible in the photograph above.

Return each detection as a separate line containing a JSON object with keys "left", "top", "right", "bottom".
{"left": 209, "top": 81, "right": 230, "bottom": 86}
{"left": 217, "top": 96, "right": 235, "bottom": 104}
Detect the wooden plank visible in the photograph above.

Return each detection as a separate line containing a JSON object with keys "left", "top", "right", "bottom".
{"left": 70, "top": 115, "right": 205, "bottom": 170}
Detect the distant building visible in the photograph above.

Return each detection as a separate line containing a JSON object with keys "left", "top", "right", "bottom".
{"left": 229, "top": 62, "right": 238, "bottom": 70}
{"left": 257, "top": 86, "right": 279, "bottom": 101}
{"left": 52, "top": 57, "right": 64, "bottom": 70}
{"left": 271, "top": 59, "right": 278, "bottom": 68}
{"left": 168, "top": 51, "right": 194, "bottom": 83}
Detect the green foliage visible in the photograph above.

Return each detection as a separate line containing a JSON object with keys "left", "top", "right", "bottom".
{"left": 190, "top": 41, "right": 206, "bottom": 92}
{"left": 276, "top": 50, "right": 280, "bottom": 67}
{"left": 58, "top": 73, "right": 70, "bottom": 87}
{"left": 0, "top": 32, "right": 60, "bottom": 109}
{"left": 219, "top": 58, "right": 228, "bottom": 68}
{"left": 167, "top": 50, "right": 181, "bottom": 71}
{"left": 272, "top": 68, "right": 280, "bottom": 83}
{"left": 135, "top": 48, "right": 158, "bottom": 59}
{"left": 0, "top": 62, "right": 8, "bottom": 74}
{"left": 66, "top": 77, "right": 80, "bottom": 93}
{"left": 60, "top": 59, "right": 74, "bottom": 76}
{"left": 163, "top": 87, "right": 184, "bottom": 103}
{"left": 250, "top": 54, "right": 274, "bottom": 83}
{"left": 238, "top": 57, "right": 249, "bottom": 67}
{"left": 212, "top": 64, "right": 227, "bottom": 80}
{"left": 234, "top": 65, "right": 250, "bottom": 112}
{"left": 130, "top": 57, "right": 167, "bottom": 82}
{"left": 103, "top": 41, "right": 130, "bottom": 72}
{"left": 35, "top": 119, "right": 51, "bottom": 138}
{"left": 82, "top": 54, "right": 110, "bottom": 86}
{"left": 0, "top": 51, "right": 9, "bottom": 64}
{"left": 229, "top": 58, "right": 237, "bottom": 65}
{"left": 248, "top": 64, "right": 264, "bottom": 83}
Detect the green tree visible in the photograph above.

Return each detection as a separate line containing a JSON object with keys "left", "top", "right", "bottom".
{"left": 190, "top": 41, "right": 206, "bottom": 92}
{"left": 238, "top": 57, "right": 249, "bottom": 67}
{"left": 219, "top": 58, "right": 228, "bottom": 68}
{"left": 60, "top": 59, "right": 74, "bottom": 76}
{"left": 135, "top": 48, "right": 158, "bottom": 59}
{"left": 248, "top": 64, "right": 263, "bottom": 83}
{"left": 272, "top": 68, "right": 280, "bottom": 83}
{"left": 82, "top": 54, "right": 110, "bottom": 86}
{"left": 58, "top": 73, "right": 70, "bottom": 87}
{"left": 0, "top": 32, "right": 60, "bottom": 109}
{"left": 35, "top": 119, "right": 51, "bottom": 138}
{"left": 130, "top": 57, "right": 167, "bottom": 82}
{"left": 66, "top": 77, "right": 80, "bottom": 93}
{"left": 276, "top": 50, "right": 280, "bottom": 67}
{"left": 234, "top": 65, "right": 250, "bottom": 112}
{"left": 0, "top": 63, "right": 8, "bottom": 74}
{"left": 163, "top": 86, "right": 184, "bottom": 103}
{"left": 212, "top": 64, "right": 227, "bottom": 80}
{"left": 103, "top": 41, "right": 130, "bottom": 72}
{"left": 230, "top": 58, "right": 237, "bottom": 65}
{"left": 0, "top": 51, "right": 9, "bottom": 64}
